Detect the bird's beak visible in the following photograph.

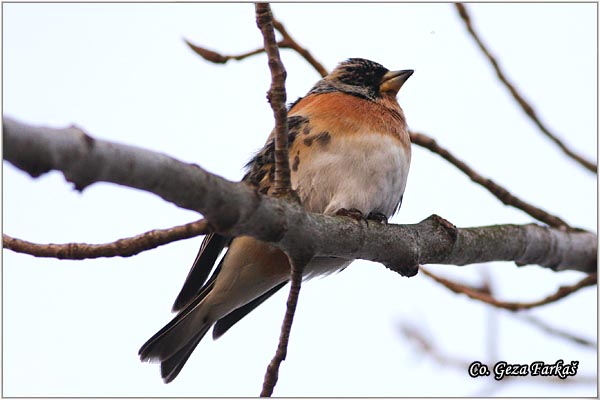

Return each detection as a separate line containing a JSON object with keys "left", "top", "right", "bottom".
{"left": 379, "top": 69, "right": 414, "bottom": 95}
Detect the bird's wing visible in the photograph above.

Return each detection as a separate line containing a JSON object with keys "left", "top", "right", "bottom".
{"left": 212, "top": 280, "right": 288, "bottom": 339}
{"left": 172, "top": 233, "right": 229, "bottom": 312}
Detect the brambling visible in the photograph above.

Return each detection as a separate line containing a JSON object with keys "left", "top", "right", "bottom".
{"left": 139, "top": 58, "right": 413, "bottom": 383}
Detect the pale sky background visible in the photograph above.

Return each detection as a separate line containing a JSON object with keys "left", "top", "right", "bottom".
{"left": 2, "top": 2, "right": 597, "bottom": 397}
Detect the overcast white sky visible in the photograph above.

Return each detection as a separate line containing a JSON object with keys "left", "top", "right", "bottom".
{"left": 2, "top": 2, "right": 597, "bottom": 397}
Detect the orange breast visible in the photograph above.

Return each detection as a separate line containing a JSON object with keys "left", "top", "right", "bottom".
{"left": 289, "top": 92, "right": 409, "bottom": 152}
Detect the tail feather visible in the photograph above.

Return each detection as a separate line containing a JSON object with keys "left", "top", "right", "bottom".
{"left": 139, "top": 280, "right": 216, "bottom": 363}
{"left": 172, "top": 233, "right": 228, "bottom": 312}
{"left": 160, "top": 325, "right": 210, "bottom": 383}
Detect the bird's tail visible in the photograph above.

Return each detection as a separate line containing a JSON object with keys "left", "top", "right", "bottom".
{"left": 139, "top": 289, "right": 214, "bottom": 383}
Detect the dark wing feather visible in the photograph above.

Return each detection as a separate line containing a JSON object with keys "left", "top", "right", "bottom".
{"left": 212, "top": 281, "right": 288, "bottom": 339}
{"left": 172, "top": 233, "right": 229, "bottom": 312}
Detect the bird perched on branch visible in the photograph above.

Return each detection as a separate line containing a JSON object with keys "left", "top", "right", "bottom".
{"left": 139, "top": 58, "right": 413, "bottom": 383}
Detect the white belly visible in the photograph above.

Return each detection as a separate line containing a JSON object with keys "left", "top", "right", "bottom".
{"left": 292, "top": 133, "right": 411, "bottom": 218}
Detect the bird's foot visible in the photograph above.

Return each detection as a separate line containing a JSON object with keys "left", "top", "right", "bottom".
{"left": 367, "top": 212, "right": 388, "bottom": 224}
{"left": 335, "top": 208, "right": 367, "bottom": 223}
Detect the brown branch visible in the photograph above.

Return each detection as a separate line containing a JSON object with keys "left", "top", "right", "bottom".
{"left": 410, "top": 131, "right": 571, "bottom": 230}
{"left": 255, "top": 4, "right": 304, "bottom": 396}
{"left": 421, "top": 267, "right": 597, "bottom": 311}
{"left": 3, "top": 220, "right": 210, "bottom": 259}
{"left": 272, "top": 19, "right": 328, "bottom": 78}
{"left": 256, "top": 3, "right": 291, "bottom": 197}
{"left": 4, "top": 117, "right": 596, "bottom": 274}
{"left": 260, "top": 254, "right": 310, "bottom": 397}
{"left": 184, "top": 39, "right": 267, "bottom": 63}
{"left": 455, "top": 3, "right": 597, "bottom": 174}
{"left": 184, "top": 20, "right": 328, "bottom": 78}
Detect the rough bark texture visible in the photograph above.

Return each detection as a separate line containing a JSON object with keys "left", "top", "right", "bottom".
{"left": 4, "top": 117, "right": 597, "bottom": 274}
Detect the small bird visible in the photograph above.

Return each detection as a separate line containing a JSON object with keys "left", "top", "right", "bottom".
{"left": 139, "top": 58, "right": 413, "bottom": 383}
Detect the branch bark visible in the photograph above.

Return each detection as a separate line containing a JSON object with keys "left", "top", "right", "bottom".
{"left": 256, "top": 3, "right": 291, "bottom": 197}
{"left": 3, "top": 117, "right": 597, "bottom": 274}
{"left": 255, "top": 5, "right": 302, "bottom": 396}
{"left": 2, "top": 220, "right": 210, "bottom": 259}
{"left": 261, "top": 254, "right": 311, "bottom": 397}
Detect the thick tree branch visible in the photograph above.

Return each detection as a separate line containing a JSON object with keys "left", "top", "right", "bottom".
{"left": 256, "top": 3, "right": 291, "bottom": 197}
{"left": 410, "top": 131, "right": 571, "bottom": 229}
{"left": 2, "top": 220, "right": 210, "bottom": 259}
{"left": 455, "top": 3, "right": 597, "bottom": 174}
{"left": 3, "top": 117, "right": 597, "bottom": 274}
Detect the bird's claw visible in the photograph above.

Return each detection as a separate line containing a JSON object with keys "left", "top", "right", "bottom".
{"left": 335, "top": 208, "right": 367, "bottom": 223}
{"left": 367, "top": 212, "right": 388, "bottom": 224}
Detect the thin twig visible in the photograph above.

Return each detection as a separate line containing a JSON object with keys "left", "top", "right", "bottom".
{"left": 261, "top": 255, "right": 309, "bottom": 397}
{"left": 513, "top": 313, "right": 597, "bottom": 349}
{"left": 421, "top": 267, "right": 597, "bottom": 311}
{"left": 399, "top": 321, "right": 474, "bottom": 369}
{"left": 455, "top": 3, "right": 597, "bottom": 174}
{"left": 410, "top": 131, "right": 571, "bottom": 230}
{"left": 256, "top": 3, "right": 291, "bottom": 196}
{"left": 184, "top": 39, "right": 267, "bottom": 63}
{"left": 272, "top": 19, "right": 328, "bottom": 78}
{"left": 184, "top": 19, "right": 328, "bottom": 78}
{"left": 2, "top": 220, "right": 210, "bottom": 259}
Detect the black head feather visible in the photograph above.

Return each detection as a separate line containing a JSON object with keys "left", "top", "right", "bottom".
{"left": 304, "top": 58, "right": 391, "bottom": 101}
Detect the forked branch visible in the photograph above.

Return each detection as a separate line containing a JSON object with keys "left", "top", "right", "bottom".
{"left": 4, "top": 117, "right": 596, "bottom": 275}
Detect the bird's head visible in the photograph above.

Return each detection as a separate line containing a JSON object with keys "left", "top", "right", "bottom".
{"left": 316, "top": 58, "right": 413, "bottom": 101}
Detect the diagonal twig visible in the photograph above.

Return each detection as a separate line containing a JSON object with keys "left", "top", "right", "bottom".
{"left": 184, "top": 19, "right": 328, "bottom": 78}
{"left": 410, "top": 131, "right": 571, "bottom": 230}
{"left": 421, "top": 267, "right": 597, "bottom": 311}
{"left": 272, "top": 19, "right": 328, "bottom": 78}
{"left": 260, "top": 254, "right": 311, "bottom": 397}
{"left": 513, "top": 313, "right": 597, "bottom": 349}
{"left": 455, "top": 3, "right": 597, "bottom": 174}
{"left": 2, "top": 220, "right": 211, "bottom": 259}
{"left": 399, "top": 321, "right": 474, "bottom": 369}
